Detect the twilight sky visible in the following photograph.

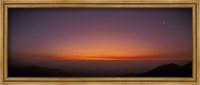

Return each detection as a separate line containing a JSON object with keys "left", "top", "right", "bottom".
{"left": 8, "top": 8, "right": 192, "bottom": 74}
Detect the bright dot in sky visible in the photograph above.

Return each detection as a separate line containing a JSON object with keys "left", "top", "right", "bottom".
{"left": 163, "top": 21, "right": 166, "bottom": 24}
{"left": 162, "top": 17, "right": 166, "bottom": 25}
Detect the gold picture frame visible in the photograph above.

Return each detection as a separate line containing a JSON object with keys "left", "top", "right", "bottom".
{"left": 0, "top": 0, "right": 199, "bottom": 85}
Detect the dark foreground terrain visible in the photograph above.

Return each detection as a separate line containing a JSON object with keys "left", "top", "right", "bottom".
{"left": 123, "top": 62, "right": 192, "bottom": 77}
{"left": 8, "top": 62, "right": 192, "bottom": 77}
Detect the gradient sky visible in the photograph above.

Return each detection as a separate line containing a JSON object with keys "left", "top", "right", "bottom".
{"left": 8, "top": 8, "right": 192, "bottom": 74}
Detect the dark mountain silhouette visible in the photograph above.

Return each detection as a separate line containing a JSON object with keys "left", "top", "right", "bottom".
{"left": 119, "top": 62, "right": 192, "bottom": 77}
{"left": 8, "top": 62, "right": 192, "bottom": 77}
{"left": 138, "top": 62, "right": 192, "bottom": 77}
{"left": 169, "top": 62, "right": 192, "bottom": 77}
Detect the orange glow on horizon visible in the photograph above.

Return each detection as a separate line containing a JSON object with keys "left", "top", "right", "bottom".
{"left": 55, "top": 55, "right": 191, "bottom": 61}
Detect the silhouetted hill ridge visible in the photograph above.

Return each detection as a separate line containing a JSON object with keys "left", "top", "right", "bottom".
{"left": 169, "top": 62, "right": 192, "bottom": 77}
{"left": 138, "top": 62, "right": 192, "bottom": 77}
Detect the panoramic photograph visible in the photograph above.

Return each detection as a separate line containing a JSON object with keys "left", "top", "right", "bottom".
{"left": 8, "top": 8, "right": 192, "bottom": 77}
